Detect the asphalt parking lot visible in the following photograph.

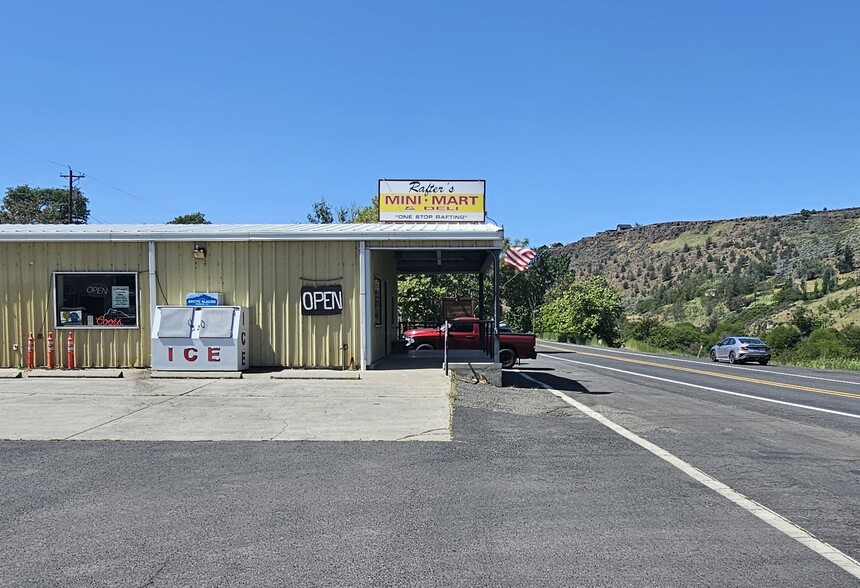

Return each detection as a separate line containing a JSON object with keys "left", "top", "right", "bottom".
{"left": 3, "top": 366, "right": 856, "bottom": 587}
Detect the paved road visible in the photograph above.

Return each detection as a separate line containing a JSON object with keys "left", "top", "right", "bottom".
{"left": 1, "top": 352, "right": 859, "bottom": 586}
{"left": 535, "top": 342, "right": 860, "bottom": 416}
{"left": 526, "top": 342, "right": 860, "bottom": 572}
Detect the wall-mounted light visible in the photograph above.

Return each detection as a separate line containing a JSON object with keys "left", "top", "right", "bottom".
{"left": 193, "top": 245, "right": 206, "bottom": 260}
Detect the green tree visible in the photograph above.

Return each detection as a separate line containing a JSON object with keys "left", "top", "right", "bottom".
{"left": 761, "top": 325, "right": 802, "bottom": 353}
{"left": 0, "top": 185, "right": 90, "bottom": 224}
{"left": 534, "top": 275, "right": 624, "bottom": 345}
{"left": 396, "top": 273, "right": 485, "bottom": 326}
{"left": 838, "top": 324, "right": 860, "bottom": 354}
{"left": 396, "top": 275, "right": 446, "bottom": 326}
{"left": 795, "top": 257, "right": 825, "bottom": 280}
{"left": 622, "top": 317, "right": 661, "bottom": 341}
{"left": 835, "top": 242, "right": 855, "bottom": 273}
{"left": 791, "top": 308, "right": 815, "bottom": 337}
{"left": 168, "top": 212, "right": 210, "bottom": 224}
{"left": 647, "top": 322, "right": 707, "bottom": 354}
{"left": 501, "top": 246, "right": 569, "bottom": 333}
{"left": 794, "top": 328, "right": 851, "bottom": 360}
{"left": 307, "top": 198, "right": 335, "bottom": 223}
{"left": 774, "top": 279, "right": 803, "bottom": 303}
{"left": 352, "top": 197, "right": 378, "bottom": 223}
{"left": 307, "top": 197, "right": 378, "bottom": 223}
{"left": 820, "top": 265, "right": 837, "bottom": 294}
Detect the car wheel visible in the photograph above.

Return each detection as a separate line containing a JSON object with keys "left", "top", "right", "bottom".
{"left": 729, "top": 352, "right": 737, "bottom": 364}
{"left": 759, "top": 359, "right": 769, "bottom": 365}
{"left": 499, "top": 348, "right": 517, "bottom": 369}
{"left": 710, "top": 350, "right": 717, "bottom": 362}
{"left": 415, "top": 343, "right": 435, "bottom": 351}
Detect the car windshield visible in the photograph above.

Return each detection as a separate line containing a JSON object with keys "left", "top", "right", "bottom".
{"left": 738, "top": 337, "right": 765, "bottom": 345}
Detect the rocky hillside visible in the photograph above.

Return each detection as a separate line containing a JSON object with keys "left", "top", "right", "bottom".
{"left": 547, "top": 207, "right": 860, "bottom": 330}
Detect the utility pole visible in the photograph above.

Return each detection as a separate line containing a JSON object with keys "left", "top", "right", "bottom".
{"left": 60, "top": 167, "right": 85, "bottom": 224}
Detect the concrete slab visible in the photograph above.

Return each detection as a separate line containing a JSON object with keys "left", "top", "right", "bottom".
{"left": 0, "top": 369, "right": 22, "bottom": 378}
{"left": 271, "top": 370, "right": 360, "bottom": 380}
{"left": 150, "top": 370, "right": 242, "bottom": 379}
{"left": 0, "top": 394, "right": 166, "bottom": 440}
{"left": 26, "top": 369, "right": 124, "bottom": 378}
{"left": 0, "top": 365, "right": 452, "bottom": 442}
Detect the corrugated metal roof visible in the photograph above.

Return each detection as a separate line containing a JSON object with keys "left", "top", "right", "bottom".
{"left": 0, "top": 223, "right": 505, "bottom": 243}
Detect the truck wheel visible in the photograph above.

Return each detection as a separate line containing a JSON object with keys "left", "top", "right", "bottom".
{"left": 499, "top": 348, "right": 517, "bottom": 369}
{"left": 415, "top": 343, "right": 435, "bottom": 351}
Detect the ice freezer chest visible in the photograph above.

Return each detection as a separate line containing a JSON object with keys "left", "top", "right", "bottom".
{"left": 151, "top": 305, "right": 249, "bottom": 371}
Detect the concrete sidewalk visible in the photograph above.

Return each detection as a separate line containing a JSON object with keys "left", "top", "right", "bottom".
{"left": 0, "top": 368, "right": 452, "bottom": 442}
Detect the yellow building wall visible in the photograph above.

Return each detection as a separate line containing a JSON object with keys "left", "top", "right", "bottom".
{"left": 1, "top": 236, "right": 497, "bottom": 369}
{"left": 154, "top": 240, "right": 360, "bottom": 368}
{"left": 0, "top": 241, "right": 151, "bottom": 368}
{"left": 0, "top": 240, "right": 363, "bottom": 369}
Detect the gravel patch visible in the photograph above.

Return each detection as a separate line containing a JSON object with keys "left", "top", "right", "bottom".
{"left": 452, "top": 371, "right": 582, "bottom": 419}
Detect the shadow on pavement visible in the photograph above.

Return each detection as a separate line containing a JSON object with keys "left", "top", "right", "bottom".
{"left": 509, "top": 370, "right": 608, "bottom": 395}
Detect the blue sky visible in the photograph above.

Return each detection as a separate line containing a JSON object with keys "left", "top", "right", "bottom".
{"left": 1, "top": 1, "right": 857, "bottom": 247}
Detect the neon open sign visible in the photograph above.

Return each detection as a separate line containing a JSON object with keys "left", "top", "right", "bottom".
{"left": 301, "top": 285, "right": 343, "bottom": 316}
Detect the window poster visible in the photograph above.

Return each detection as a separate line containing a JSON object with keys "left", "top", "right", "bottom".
{"left": 112, "top": 286, "right": 130, "bottom": 308}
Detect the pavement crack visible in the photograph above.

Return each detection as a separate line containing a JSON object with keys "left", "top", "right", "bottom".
{"left": 136, "top": 557, "right": 170, "bottom": 587}
{"left": 62, "top": 380, "right": 217, "bottom": 440}
{"left": 270, "top": 419, "right": 289, "bottom": 440}
{"left": 397, "top": 427, "right": 449, "bottom": 441}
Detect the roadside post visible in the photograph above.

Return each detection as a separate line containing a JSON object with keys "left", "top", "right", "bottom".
{"left": 67, "top": 332, "right": 76, "bottom": 369}
{"left": 46, "top": 332, "right": 55, "bottom": 369}
{"left": 27, "top": 332, "right": 35, "bottom": 369}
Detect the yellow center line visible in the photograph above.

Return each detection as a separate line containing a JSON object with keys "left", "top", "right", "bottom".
{"left": 537, "top": 343, "right": 860, "bottom": 401}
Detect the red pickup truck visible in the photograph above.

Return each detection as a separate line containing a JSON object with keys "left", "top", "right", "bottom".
{"left": 402, "top": 317, "right": 537, "bottom": 368}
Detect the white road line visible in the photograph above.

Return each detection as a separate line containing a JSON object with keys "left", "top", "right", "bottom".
{"left": 542, "top": 354, "right": 860, "bottom": 419}
{"left": 517, "top": 371, "right": 860, "bottom": 580}
{"left": 538, "top": 341, "right": 860, "bottom": 387}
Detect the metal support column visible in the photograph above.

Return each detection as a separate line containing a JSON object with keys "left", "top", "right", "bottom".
{"left": 359, "top": 240, "right": 368, "bottom": 370}
{"left": 478, "top": 273, "right": 485, "bottom": 321}
{"left": 493, "top": 249, "right": 501, "bottom": 361}
{"left": 148, "top": 241, "right": 157, "bottom": 328}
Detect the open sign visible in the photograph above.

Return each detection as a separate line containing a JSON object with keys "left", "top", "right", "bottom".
{"left": 301, "top": 285, "right": 343, "bottom": 315}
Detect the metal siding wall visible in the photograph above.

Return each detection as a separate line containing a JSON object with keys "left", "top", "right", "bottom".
{"left": 368, "top": 250, "right": 398, "bottom": 362}
{"left": 155, "top": 240, "right": 359, "bottom": 368}
{"left": 0, "top": 241, "right": 150, "bottom": 368}
{"left": 1, "top": 235, "right": 499, "bottom": 369}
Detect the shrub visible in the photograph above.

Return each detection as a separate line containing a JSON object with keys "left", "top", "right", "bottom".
{"left": 838, "top": 325, "right": 860, "bottom": 355}
{"left": 794, "top": 328, "right": 851, "bottom": 360}
{"left": 761, "top": 325, "right": 802, "bottom": 353}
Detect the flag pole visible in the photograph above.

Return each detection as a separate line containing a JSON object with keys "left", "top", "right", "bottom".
{"left": 501, "top": 271, "right": 523, "bottom": 290}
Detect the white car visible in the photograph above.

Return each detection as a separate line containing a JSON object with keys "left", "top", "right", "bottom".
{"left": 710, "top": 337, "right": 772, "bottom": 365}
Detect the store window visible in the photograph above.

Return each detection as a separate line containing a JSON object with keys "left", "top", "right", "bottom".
{"left": 54, "top": 272, "right": 139, "bottom": 328}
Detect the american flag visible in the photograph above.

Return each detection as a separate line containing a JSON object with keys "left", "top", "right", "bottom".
{"left": 502, "top": 246, "right": 537, "bottom": 272}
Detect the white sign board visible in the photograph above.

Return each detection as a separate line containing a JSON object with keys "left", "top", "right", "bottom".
{"left": 112, "top": 286, "right": 130, "bottom": 308}
{"left": 378, "top": 179, "right": 486, "bottom": 222}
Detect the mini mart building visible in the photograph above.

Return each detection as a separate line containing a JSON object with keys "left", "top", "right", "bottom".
{"left": 0, "top": 223, "right": 505, "bottom": 370}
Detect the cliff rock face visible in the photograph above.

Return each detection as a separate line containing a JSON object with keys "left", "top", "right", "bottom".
{"left": 548, "top": 208, "right": 860, "bottom": 322}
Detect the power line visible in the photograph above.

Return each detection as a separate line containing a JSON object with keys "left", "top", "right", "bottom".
{"left": 1, "top": 140, "right": 186, "bottom": 221}
{"left": 85, "top": 173, "right": 168, "bottom": 209}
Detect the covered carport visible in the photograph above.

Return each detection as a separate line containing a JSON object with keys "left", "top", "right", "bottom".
{"left": 362, "top": 228, "right": 505, "bottom": 375}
